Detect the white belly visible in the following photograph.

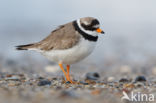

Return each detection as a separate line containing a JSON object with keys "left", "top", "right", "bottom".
{"left": 40, "top": 38, "right": 96, "bottom": 64}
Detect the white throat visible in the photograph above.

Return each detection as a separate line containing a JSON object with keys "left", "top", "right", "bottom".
{"left": 76, "top": 19, "right": 98, "bottom": 37}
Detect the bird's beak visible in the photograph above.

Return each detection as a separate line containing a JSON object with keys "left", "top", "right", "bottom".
{"left": 96, "top": 28, "right": 105, "bottom": 34}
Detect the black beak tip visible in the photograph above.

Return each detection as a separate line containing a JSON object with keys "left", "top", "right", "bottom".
{"left": 101, "top": 31, "right": 105, "bottom": 34}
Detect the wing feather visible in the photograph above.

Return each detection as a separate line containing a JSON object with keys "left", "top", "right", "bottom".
{"left": 37, "top": 22, "right": 80, "bottom": 51}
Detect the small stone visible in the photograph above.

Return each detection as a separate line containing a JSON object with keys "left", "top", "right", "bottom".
{"left": 85, "top": 80, "right": 96, "bottom": 84}
{"left": 85, "top": 72, "right": 100, "bottom": 80}
{"left": 134, "top": 82, "right": 145, "bottom": 88}
{"left": 8, "top": 81, "right": 21, "bottom": 86}
{"left": 38, "top": 80, "right": 51, "bottom": 86}
{"left": 79, "top": 81, "right": 89, "bottom": 85}
{"left": 107, "top": 77, "right": 115, "bottom": 82}
{"left": 38, "top": 76, "right": 44, "bottom": 80}
{"left": 5, "top": 76, "right": 20, "bottom": 81}
{"left": 123, "top": 83, "right": 135, "bottom": 89}
{"left": 65, "top": 81, "right": 71, "bottom": 84}
{"left": 135, "top": 76, "right": 146, "bottom": 82}
{"left": 6, "top": 74, "right": 12, "bottom": 77}
{"left": 119, "top": 78, "right": 129, "bottom": 83}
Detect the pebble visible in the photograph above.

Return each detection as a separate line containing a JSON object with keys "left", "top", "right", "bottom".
{"left": 0, "top": 72, "right": 155, "bottom": 103}
{"left": 134, "top": 82, "right": 145, "bottom": 88}
{"left": 38, "top": 80, "right": 52, "bottom": 86}
{"left": 37, "top": 76, "right": 45, "bottom": 80}
{"left": 119, "top": 78, "right": 129, "bottom": 83}
{"left": 123, "top": 83, "right": 135, "bottom": 89}
{"left": 85, "top": 72, "right": 100, "bottom": 80}
{"left": 5, "top": 76, "right": 20, "bottom": 81}
{"left": 65, "top": 81, "right": 71, "bottom": 84}
{"left": 107, "top": 77, "right": 115, "bottom": 82}
{"left": 135, "top": 76, "right": 146, "bottom": 82}
{"left": 79, "top": 81, "right": 89, "bottom": 85}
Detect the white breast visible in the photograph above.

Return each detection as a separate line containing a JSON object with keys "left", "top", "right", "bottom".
{"left": 41, "top": 38, "right": 97, "bottom": 64}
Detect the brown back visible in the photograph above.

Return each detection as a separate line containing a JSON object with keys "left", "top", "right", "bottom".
{"left": 35, "top": 22, "right": 80, "bottom": 51}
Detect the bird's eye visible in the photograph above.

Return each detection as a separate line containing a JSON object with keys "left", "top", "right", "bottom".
{"left": 91, "top": 19, "right": 100, "bottom": 26}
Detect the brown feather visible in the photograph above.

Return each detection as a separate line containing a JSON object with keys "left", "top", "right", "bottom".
{"left": 35, "top": 22, "right": 80, "bottom": 51}
{"left": 16, "top": 43, "right": 37, "bottom": 50}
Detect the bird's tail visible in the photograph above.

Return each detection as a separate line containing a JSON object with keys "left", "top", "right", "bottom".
{"left": 16, "top": 43, "right": 37, "bottom": 50}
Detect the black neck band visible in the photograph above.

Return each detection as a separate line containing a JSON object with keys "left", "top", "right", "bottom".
{"left": 72, "top": 20, "right": 98, "bottom": 42}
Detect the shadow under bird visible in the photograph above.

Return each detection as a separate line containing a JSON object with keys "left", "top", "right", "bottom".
{"left": 16, "top": 17, "right": 104, "bottom": 83}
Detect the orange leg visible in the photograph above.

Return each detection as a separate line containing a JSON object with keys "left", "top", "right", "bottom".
{"left": 59, "top": 63, "right": 73, "bottom": 83}
{"left": 66, "top": 65, "right": 73, "bottom": 83}
{"left": 59, "top": 63, "right": 67, "bottom": 80}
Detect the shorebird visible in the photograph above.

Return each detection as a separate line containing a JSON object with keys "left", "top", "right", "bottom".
{"left": 16, "top": 17, "right": 104, "bottom": 83}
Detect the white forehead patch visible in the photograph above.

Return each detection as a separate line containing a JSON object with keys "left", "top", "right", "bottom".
{"left": 83, "top": 21, "right": 89, "bottom": 25}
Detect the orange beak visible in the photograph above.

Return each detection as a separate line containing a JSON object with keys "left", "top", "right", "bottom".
{"left": 96, "top": 28, "right": 105, "bottom": 34}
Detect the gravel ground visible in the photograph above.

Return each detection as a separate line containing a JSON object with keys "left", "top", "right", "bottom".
{"left": 0, "top": 57, "right": 156, "bottom": 103}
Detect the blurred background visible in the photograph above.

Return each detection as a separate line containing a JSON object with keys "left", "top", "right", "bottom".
{"left": 0, "top": 0, "right": 156, "bottom": 76}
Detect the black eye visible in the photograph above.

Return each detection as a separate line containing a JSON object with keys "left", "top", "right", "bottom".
{"left": 91, "top": 19, "right": 100, "bottom": 26}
